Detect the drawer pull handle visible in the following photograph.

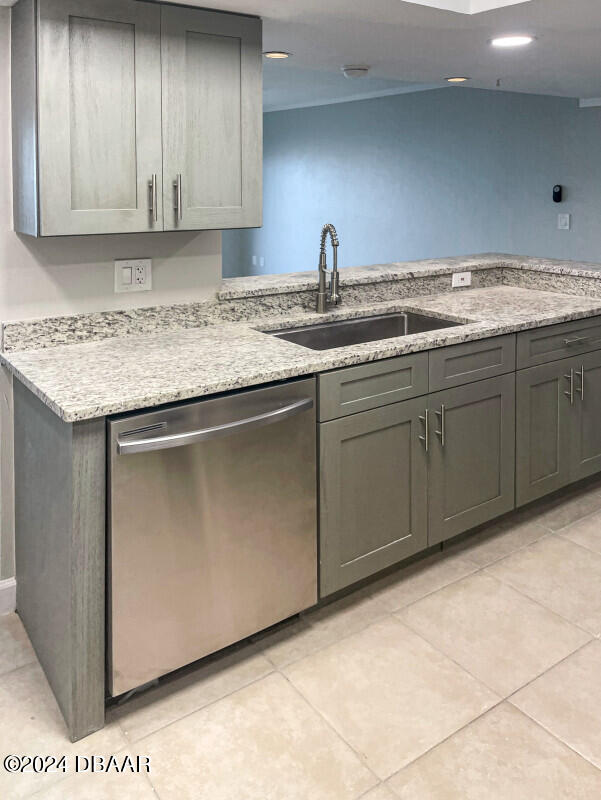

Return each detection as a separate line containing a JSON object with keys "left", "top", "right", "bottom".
{"left": 563, "top": 336, "right": 591, "bottom": 346}
{"left": 564, "top": 369, "right": 574, "bottom": 405}
{"left": 419, "top": 409, "right": 429, "bottom": 452}
{"left": 563, "top": 336, "right": 601, "bottom": 347}
{"left": 435, "top": 405, "right": 446, "bottom": 447}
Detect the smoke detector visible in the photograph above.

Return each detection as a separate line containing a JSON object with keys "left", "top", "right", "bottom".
{"left": 342, "top": 65, "right": 370, "bottom": 79}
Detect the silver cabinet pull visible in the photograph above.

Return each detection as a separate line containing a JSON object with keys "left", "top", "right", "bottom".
{"left": 149, "top": 174, "right": 158, "bottom": 223}
{"left": 173, "top": 174, "right": 183, "bottom": 222}
{"left": 564, "top": 368, "right": 574, "bottom": 404}
{"left": 563, "top": 335, "right": 601, "bottom": 347}
{"left": 576, "top": 365, "right": 585, "bottom": 400}
{"left": 435, "top": 405, "right": 446, "bottom": 446}
{"left": 564, "top": 336, "right": 591, "bottom": 346}
{"left": 419, "top": 409, "right": 429, "bottom": 452}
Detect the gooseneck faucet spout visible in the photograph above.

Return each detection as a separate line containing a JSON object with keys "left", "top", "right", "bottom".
{"left": 316, "top": 223, "right": 341, "bottom": 313}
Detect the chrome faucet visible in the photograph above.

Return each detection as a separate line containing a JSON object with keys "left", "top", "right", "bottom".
{"left": 316, "top": 223, "right": 341, "bottom": 313}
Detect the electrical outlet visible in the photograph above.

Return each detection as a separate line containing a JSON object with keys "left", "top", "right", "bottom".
{"left": 452, "top": 271, "right": 472, "bottom": 288}
{"left": 115, "top": 259, "right": 152, "bottom": 293}
{"left": 558, "top": 213, "right": 571, "bottom": 231}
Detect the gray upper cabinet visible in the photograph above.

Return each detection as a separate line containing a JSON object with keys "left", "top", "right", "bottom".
{"left": 319, "top": 398, "right": 428, "bottom": 597}
{"left": 11, "top": 0, "right": 262, "bottom": 236}
{"left": 428, "top": 373, "right": 516, "bottom": 545}
{"left": 161, "top": 7, "right": 262, "bottom": 231}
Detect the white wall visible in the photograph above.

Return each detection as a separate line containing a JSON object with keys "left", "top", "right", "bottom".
{"left": 0, "top": 7, "right": 223, "bottom": 582}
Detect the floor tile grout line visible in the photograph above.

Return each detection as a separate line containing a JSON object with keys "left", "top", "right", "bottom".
{"left": 385, "top": 699, "right": 601, "bottom": 790}
{"left": 557, "top": 529, "right": 601, "bottom": 557}
{"left": 531, "top": 496, "right": 601, "bottom": 534}
{"left": 503, "top": 638, "right": 594, "bottom": 704}
{"left": 481, "top": 559, "right": 600, "bottom": 638}
{"left": 0, "top": 659, "right": 41, "bottom": 683}
{"left": 504, "top": 701, "right": 601, "bottom": 774}
{"left": 262, "top": 606, "right": 395, "bottom": 672}
{"left": 480, "top": 569, "right": 597, "bottom": 639}
{"left": 383, "top": 695, "right": 507, "bottom": 784}
{"left": 394, "top": 573, "right": 593, "bottom": 699}
{"left": 441, "top": 523, "right": 553, "bottom": 570}
{"left": 391, "top": 612, "right": 507, "bottom": 700}
{"left": 119, "top": 664, "right": 277, "bottom": 746}
{"left": 365, "top": 558, "right": 482, "bottom": 615}
{"left": 278, "top": 670, "right": 382, "bottom": 789}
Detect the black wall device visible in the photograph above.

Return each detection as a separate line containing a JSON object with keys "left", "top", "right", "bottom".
{"left": 553, "top": 185, "right": 563, "bottom": 203}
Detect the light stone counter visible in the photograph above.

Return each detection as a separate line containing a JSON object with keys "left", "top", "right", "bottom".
{"left": 5, "top": 283, "right": 601, "bottom": 422}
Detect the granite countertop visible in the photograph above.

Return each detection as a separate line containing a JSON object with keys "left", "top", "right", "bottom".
{"left": 217, "top": 253, "right": 601, "bottom": 299}
{"left": 5, "top": 283, "right": 601, "bottom": 422}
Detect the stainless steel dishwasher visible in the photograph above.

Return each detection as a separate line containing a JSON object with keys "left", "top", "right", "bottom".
{"left": 108, "top": 378, "right": 317, "bottom": 696}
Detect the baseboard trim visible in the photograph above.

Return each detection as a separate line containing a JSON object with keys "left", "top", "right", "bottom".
{"left": 0, "top": 577, "right": 16, "bottom": 615}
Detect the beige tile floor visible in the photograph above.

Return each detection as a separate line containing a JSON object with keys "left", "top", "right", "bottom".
{"left": 2, "top": 478, "right": 601, "bottom": 798}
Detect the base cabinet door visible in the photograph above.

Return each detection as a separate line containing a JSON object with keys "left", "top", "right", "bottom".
{"left": 569, "top": 349, "right": 601, "bottom": 482}
{"left": 319, "top": 398, "right": 428, "bottom": 597}
{"left": 428, "top": 373, "right": 516, "bottom": 545}
{"left": 516, "top": 360, "right": 573, "bottom": 506}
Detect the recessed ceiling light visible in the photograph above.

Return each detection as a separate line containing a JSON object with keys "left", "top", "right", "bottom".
{"left": 446, "top": 77, "right": 470, "bottom": 83}
{"left": 263, "top": 51, "right": 291, "bottom": 59}
{"left": 342, "top": 65, "right": 370, "bottom": 79}
{"left": 490, "top": 35, "right": 535, "bottom": 47}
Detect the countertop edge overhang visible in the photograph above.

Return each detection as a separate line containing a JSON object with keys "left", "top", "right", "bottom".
{"left": 4, "top": 255, "right": 601, "bottom": 422}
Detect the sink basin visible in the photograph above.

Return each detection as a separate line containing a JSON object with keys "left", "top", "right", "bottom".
{"left": 271, "top": 312, "right": 461, "bottom": 351}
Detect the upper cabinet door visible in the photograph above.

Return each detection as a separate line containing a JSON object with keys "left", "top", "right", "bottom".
{"left": 37, "top": 0, "right": 163, "bottom": 235}
{"left": 161, "top": 7, "right": 262, "bottom": 231}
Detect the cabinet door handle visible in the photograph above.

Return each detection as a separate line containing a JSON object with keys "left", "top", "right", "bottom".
{"left": 576, "top": 365, "right": 585, "bottom": 400}
{"left": 564, "top": 369, "right": 574, "bottom": 404}
{"left": 149, "top": 174, "right": 158, "bottom": 223}
{"left": 563, "top": 336, "right": 591, "bottom": 346}
{"left": 174, "top": 174, "right": 183, "bottom": 222}
{"left": 419, "top": 409, "right": 429, "bottom": 452}
{"left": 435, "top": 405, "right": 445, "bottom": 447}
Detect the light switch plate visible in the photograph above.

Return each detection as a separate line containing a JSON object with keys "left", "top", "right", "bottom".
{"left": 558, "top": 213, "right": 571, "bottom": 231}
{"left": 452, "top": 271, "right": 472, "bottom": 288}
{"left": 115, "top": 259, "right": 152, "bottom": 293}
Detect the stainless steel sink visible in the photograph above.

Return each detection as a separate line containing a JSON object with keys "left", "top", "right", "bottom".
{"left": 271, "top": 312, "right": 461, "bottom": 351}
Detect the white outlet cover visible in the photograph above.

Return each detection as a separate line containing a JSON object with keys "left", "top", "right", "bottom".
{"left": 452, "top": 271, "right": 472, "bottom": 288}
{"left": 115, "top": 259, "right": 152, "bottom": 293}
{"left": 558, "top": 214, "right": 571, "bottom": 231}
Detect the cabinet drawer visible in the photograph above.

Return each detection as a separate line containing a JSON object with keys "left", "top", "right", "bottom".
{"left": 318, "top": 353, "right": 428, "bottom": 421}
{"left": 517, "top": 316, "right": 601, "bottom": 369}
{"left": 428, "top": 335, "right": 516, "bottom": 392}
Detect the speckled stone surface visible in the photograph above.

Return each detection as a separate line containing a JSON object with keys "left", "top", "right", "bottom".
{"left": 5, "top": 285, "right": 601, "bottom": 422}
{"left": 217, "top": 254, "right": 512, "bottom": 298}
{"left": 0, "top": 260, "right": 504, "bottom": 354}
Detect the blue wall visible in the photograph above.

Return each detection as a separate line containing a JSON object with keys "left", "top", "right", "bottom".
{"left": 222, "top": 88, "right": 601, "bottom": 277}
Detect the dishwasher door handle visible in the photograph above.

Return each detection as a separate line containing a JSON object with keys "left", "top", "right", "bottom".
{"left": 117, "top": 397, "right": 314, "bottom": 455}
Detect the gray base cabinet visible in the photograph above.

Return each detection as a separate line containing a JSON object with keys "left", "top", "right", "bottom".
{"left": 517, "top": 348, "right": 601, "bottom": 505}
{"left": 428, "top": 374, "right": 516, "bottom": 545}
{"left": 319, "top": 398, "right": 428, "bottom": 596}
{"left": 569, "top": 350, "right": 601, "bottom": 482}
{"left": 516, "top": 361, "right": 572, "bottom": 505}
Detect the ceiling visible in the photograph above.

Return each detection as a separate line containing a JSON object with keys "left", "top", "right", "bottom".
{"left": 161, "top": 0, "right": 601, "bottom": 108}
{"left": 3, "top": 0, "right": 600, "bottom": 109}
